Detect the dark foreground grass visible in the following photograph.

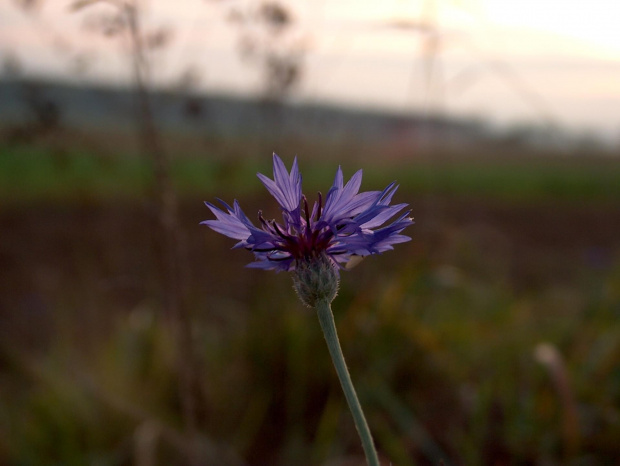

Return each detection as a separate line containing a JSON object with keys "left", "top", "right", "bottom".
{"left": 1, "top": 143, "right": 620, "bottom": 465}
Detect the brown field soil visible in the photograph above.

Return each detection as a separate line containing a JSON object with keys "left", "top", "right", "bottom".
{"left": 2, "top": 194, "right": 619, "bottom": 348}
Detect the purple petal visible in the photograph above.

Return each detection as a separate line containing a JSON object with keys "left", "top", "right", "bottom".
{"left": 322, "top": 169, "right": 365, "bottom": 223}
{"left": 201, "top": 201, "right": 253, "bottom": 241}
{"left": 257, "top": 154, "right": 302, "bottom": 216}
{"left": 358, "top": 203, "right": 408, "bottom": 229}
{"left": 332, "top": 166, "right": 344, "bottom": 190}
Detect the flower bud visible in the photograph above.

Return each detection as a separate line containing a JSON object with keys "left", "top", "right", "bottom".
{"left": 292, "top": 253, "right": 339, "bottom": 307}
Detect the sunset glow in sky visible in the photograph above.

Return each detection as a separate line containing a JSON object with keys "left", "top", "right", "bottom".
{"left": 2, "top": 0, "right": 619, "bottom": 138}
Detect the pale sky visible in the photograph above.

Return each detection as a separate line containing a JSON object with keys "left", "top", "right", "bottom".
{"left": 2, "top": 0, "right": 620, "bottom": 139}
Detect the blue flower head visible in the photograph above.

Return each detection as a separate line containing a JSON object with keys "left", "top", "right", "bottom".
{"left": 202, "top": 153, "right": 413, "bottom": 273}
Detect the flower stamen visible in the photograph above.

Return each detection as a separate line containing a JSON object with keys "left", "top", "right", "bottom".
{"left": 316, "top": 191, "right": 323, "bottom": 221}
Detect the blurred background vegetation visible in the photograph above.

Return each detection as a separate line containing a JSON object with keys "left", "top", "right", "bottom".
{"left": 1, "top": 0, "right": 619, "bottom": 465}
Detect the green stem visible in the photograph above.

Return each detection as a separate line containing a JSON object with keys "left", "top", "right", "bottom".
{"left": 315, "top": 299, "right": 380, "bottom": 466}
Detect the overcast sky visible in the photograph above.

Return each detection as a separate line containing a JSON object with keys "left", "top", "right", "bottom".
{"left": 2, "top": 0, "right": 620, "bottom": 140}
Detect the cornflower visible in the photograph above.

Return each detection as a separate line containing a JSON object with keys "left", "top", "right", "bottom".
{"left": 202, "top": 153, "right": 413, "bottom": 465}
{"left": 202, "top": 153, "right": 412, "bottom": 274}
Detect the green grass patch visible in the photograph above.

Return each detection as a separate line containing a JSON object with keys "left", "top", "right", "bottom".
{"left": 2, "top": 143, "right": 619, "bottom": 204}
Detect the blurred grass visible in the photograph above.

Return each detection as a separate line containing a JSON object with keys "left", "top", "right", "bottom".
{"left": 2, "top": 143, "right": 620, "bottom": 203}
{"left": 1, "top": 140, "right": 620, "bottom": 464}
